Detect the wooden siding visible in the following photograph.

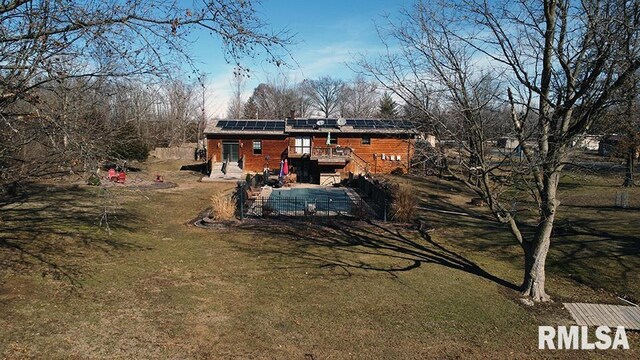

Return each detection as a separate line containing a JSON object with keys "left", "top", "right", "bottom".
{"left": 207, "top": 133, "right": 414, "bottom": 174}
{"left": 207, "top": 135, "right": 288, "bottom": 172}
{"left": 337, "top": 134, "right": 413, "bottom": 174}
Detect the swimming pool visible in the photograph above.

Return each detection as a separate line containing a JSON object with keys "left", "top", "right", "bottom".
{"left": 266, "top": 187, "right": 354, "bottom": 215}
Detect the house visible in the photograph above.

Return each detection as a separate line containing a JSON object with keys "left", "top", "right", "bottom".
{"left": 204, "top": 118, "right": 416, "bottom": 183}
{"left": 572, "top": 135, "right": 601, "bottom": 151}
{"left": 496, "top": 136, "right": 519, "bottom": 150}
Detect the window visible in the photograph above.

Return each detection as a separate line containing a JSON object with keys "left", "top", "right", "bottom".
{"left": 253, "top": 140, "right": 262, "bottom": 155}
{"left": 329, "top": 136, "right": 338, "bottom": 145}
{"left": 361, "top": 135, "right": 371, "bottom": 145}
{"left": 295, "top": 136, "right": 311, "bottom": 154}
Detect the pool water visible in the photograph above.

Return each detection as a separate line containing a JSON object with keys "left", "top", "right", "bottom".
{"left": 267, "top": 187, "right": 353, "bottom": 213}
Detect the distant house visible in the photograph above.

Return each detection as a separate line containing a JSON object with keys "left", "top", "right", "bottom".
{"left": 496, "top": 136, "right": 519, "bottom": 150}
{"left": 598, "top": 134, "right": 622, "bottom": 156}
{"left": 204, "top": 118, "right": 416, "bottom": 183}
{"left": 573, "top": 135, "right": 601, "bottom": 151}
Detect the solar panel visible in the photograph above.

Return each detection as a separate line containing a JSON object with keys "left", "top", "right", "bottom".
{"left": 218, "top": 120, "right": 287, "bottom": 131}
{"left": 291, "top": 119, "right": 313, "bottom": 128}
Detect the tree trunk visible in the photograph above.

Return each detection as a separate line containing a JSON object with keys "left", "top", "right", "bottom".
{"left": 623, "top": 147, "right": 635, "bottom": 187}
{"left": 521, "top": 233, "right": 551, "bottom": 302}
{"left": 520, "top": 172, "right": 558, "bottom": 302}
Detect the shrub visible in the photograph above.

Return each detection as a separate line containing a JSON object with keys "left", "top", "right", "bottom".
{"left": 350, "top": 200, "right": 371, "bottom": 220}
{"left": 106, "top": 122, "right": 150, "bottom": 162}
{"left": 261, "top": 203, "right": 274, "bottom": 217}
{"left": 390, "top": 167, "right": 405, "bottom": 175}
{"left": 210, "top": 192, "right": 236, "bottom": 221}
{"left": 391, "top": 184, "right": 418, "bottom": 222}
{"left": 86, "top": 173, "right": 101, "bottom": 186}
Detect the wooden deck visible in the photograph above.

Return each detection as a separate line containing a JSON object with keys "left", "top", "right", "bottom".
{"left": 564, "top": 303, "right": 640, "bottom": 330}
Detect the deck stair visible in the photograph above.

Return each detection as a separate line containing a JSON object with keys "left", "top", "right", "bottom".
{"left": 204, "top": 162, "right": 244, "bottom": 181}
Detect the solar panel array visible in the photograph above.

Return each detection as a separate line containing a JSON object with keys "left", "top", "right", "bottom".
{"left": 217, "top": 119, "right": 414, "bottom": 131}
{"left": 217, "top": 120, "right": 285, "bottom": 131}
{"left": 345, "top": 119, "right": 413, "bottom": 129}
{"left": 288, "top": 119, "right": 338, "bottom": 128}
{"left": 287, "top": 118, "right": 413, "bottom": 130}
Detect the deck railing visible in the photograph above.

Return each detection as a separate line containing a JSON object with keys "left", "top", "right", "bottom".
{"left": 288, "top": 145, "right": 351, "bottom": 158}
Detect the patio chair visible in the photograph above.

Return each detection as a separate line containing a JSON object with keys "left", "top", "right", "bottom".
{"left": 108, "top": 168, "right": 117, "bottom": 181}
{"left": 116, "top": 171, "right": 126, "bottom": 183}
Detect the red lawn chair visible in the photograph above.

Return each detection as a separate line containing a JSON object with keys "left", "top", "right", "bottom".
{"left": 116, "top": 171, "right": 126, "bottom": 183}
{"left": 108, "top": 168, "right": 117, "bottom": 181}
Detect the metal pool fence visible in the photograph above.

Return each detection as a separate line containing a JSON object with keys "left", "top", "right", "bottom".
{"left": 235, "top": 173, "right": 392, "bottom": 220}
{"left": 246, "top": 196, "right": 374, "bottom": 219}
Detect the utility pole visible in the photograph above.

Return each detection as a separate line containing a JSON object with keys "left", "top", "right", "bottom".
{"left": 198, "top": 73, "right": 207, "bottom": 150}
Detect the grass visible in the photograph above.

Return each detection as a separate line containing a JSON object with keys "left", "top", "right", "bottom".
{"left": 404, "top": 171, "right": 640, "bottom": 303}
{"left": 0, "top": 159, "right": 638, "bottom": 358}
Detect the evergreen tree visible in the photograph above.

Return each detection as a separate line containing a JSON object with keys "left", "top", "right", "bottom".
{"left": 378, "top": 92, "right": 398, "bottom": 119}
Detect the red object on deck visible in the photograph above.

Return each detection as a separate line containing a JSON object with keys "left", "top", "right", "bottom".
{"left": 108, "top": 168, "right": 117, "bottom": 181}
{"left": 116, "top": 171, "right": 126, "bottom": 183}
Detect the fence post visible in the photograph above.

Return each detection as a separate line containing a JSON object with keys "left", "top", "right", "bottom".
{"left": 383, "top": 197, "right": 387, "bottom": 222}
{"left": 327, "top": 197, "right": 330, "bottom": 217}
{"left": 239, "top": 182, "right": 244, "bottom": 221}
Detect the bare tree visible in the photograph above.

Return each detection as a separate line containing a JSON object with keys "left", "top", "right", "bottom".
{"left": 304, "top": 76, "right": 345, "bottom": 118}
{"left": 0, "top": 0, "right": 292, "bottom": 191}
{"left": 162, "top": 79, "right": 198, "bottom": 146}
{"left": 226, "top": 68, "right": 247, "bottom": 119}
{"left": 620, "top": 7, "right": 640, "bottom": 187}
{"left": 293, "top": 81, "right": 314, "bottom": 118}
{"left": 341, "top": 75, "right": 379, "bottom": 118}
{"left": 244, "top": 76, "right": 299, "bottom": 119}
{"left": 358, "top": 0, "right": 640, "bottom": 302}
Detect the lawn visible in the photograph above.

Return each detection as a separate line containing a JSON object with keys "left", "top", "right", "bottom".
{"left": 0, "top": 160, "right": 638, "bottom": 358}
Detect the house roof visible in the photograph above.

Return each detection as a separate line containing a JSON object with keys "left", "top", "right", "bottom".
{"left": 204, "top": 118, "right": 416, "bottom": 135}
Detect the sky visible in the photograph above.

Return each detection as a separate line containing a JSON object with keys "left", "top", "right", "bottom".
{"left": 185, "top": 0, "right": 411, "bottom": 118}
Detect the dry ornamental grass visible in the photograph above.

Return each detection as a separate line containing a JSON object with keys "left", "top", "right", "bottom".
{"left": 391, "top": 183, "right": 418, "bottom": 223}
{"left": 210, "top": 191, "right": 236, "bottom": 221}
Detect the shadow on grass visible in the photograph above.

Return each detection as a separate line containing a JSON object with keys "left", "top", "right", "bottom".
{"left": 0, "top": 183, "right": 147, "bottom": 286}
{"left": 180, "top": 163, "right": 207, "bottom": 173}
{"left": 407, "top": 174, "right": 640, "bottom": 299}
{"left": 239, "top": 218, "right": 519, "bottom": 291}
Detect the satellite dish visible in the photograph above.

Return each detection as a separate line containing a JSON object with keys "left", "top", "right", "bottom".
{"left": 337, "top": 117, "right": 347, "bottom": 126}
{"left": 316, "top": 120, "right": 325, "bottom": 126}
